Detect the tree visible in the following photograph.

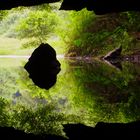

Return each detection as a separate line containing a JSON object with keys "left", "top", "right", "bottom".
{"left": 0, "top": 10, "right": 8, "bottom": 21}
{"left": 16, "top": 7, "right": 58, "bottom": 48}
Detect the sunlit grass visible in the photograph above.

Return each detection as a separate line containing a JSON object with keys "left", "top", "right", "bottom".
{"left": 0, "top": 37, "right": 66, "bottom": 55}
{"left": 0, "top": 37, "right": 33, "bottom": 55}
{"left": 0, "top": 58, "right": 27, "bottom": 67}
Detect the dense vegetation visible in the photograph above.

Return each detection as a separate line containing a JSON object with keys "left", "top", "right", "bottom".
{"left": 1, "top": 58, "right": 140, "bottom": 137}
{"left": 1, "top": 2, "right": 140, "bottom": 138}
{"left": 0, "top": 2, "right": 140, "bottom": 56}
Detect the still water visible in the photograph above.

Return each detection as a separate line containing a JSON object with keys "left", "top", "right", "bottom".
{"left": 0, "top": 57, "right": 140, "bottom": 135}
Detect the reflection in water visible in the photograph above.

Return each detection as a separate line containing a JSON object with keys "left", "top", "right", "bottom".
{"left": 0, "top": 58, "right": 140, "bottom": 135}
{"left": 103, "top": 59, "right": 122, "bottom": 71}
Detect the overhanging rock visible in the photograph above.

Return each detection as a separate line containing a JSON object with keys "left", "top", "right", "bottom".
{"left": 0, "top": 0, "right": 60, "bottom": 10}
{"left": 60, "top": 0, "right": 140, "bottom": 15}
{"left": 0, "top": 0, "right": 140, "bottom": 15}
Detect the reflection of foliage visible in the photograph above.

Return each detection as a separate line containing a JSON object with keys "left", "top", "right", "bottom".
{"left": 0, "top": 68, "right": 19, "bottom": 98}
{"left": 17, "top": 66, "right": 50, "bottom": 99}
{"left": 121, "top": 93, "right": 140, "bottom": 122}
{"left": 0, "top": 98, "right": 9, "bottom": 126}
{"left": 0, "top": 97, "right": 82, "bottom": 137}
{"left": 10, "top": 104, "right": 66, "bottom": 136}
{"left": 2, "top": 58, "right": 140, "bottom": 137}
{"left": 67, "top": 59, "right": 140, "bottom": 123}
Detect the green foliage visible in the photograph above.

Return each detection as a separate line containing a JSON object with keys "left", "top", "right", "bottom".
{"left": 16, "top": 8, "right": 58, "bottom": 48}
{"left": 1, "top": 57, "right": 140, "bottom": 136}
{"left": 0, "top": 97, "right": 66, "bottom": 136}
{"left": 56, "top": 9, "right": 95, "bottom": 56}
{"left": 0, "top": 3, "right": 62, "bottom": 51}
{"left": 67, "top": 59, "right": 140, "bottom": 123}
{"left": 0, "top": 98, "right": 9, "bottom": 126}
{"left": 0, "top": 4, "right": 140, "bottom": 56}
{"left": 10, "top": 104, "right": 66, "bottom": 136}
{"left": 0, "top": 9, "right": 28, "bottom": 37}
{"left": 1, "top": 6, "right": 140, "bottom": 137}
{"left": 0, "top": 10, "right": 8, "bottom": 21}
{"left": 0, "top": 67, "right": 19, "bottom": 98}
{"left": 123, "top": 11, "right": 140, "bottom": 31}
{"left": 58, "top": 11, "right": 140, "bottom": 56}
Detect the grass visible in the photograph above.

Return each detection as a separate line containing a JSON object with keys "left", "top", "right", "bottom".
{"left": 0, "top": 37, "right": 66, "bottom": 55}
{"left": 0, "top": 37, "right": 34, "bottom": 55}
{"left": 0, "top": 58, "right": 27, "bottom": 68}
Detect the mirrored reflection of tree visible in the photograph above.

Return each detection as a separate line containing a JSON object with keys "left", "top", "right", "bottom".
{"left": 18, "top": 58, "right": 140, "bottom": 125}
{"left": 67, "top": 59, "right": 140, "bottom": 123}
{"left": 10, "top": 104, "right": 66, "bottom": 136}
{"left": 2, "top": 58, "right": 140, "bottom": 136}
{"left": 0, "top": 67, "right": 19, "bottom": 98}
{"left": 0, "top": 98, "right": 9, "bottom": 126}
{"left": 13, "top": 60, "right": 84, "bottom": 136}
{"left": 0, "top": 59, "right": 83, "bottom": 137}
{"left": 0, "top": 96, "right": 83, "bottom": 137}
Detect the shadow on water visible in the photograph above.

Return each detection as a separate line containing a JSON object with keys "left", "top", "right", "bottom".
{"left": 1, "top": 56, "right": 140, "bottom": 138}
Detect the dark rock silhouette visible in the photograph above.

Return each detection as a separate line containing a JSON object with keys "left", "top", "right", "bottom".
{"left": 110, "top": 61, "right": 122, "bottom": 70}
{"left": 101, "top": 46, "right": 122, "bottom": 70}
{"left": 60, "top": 0, "right": 140, "bottom": 15}
{"left": 0, "top": 0, "right": 140, "bottom": 15}
{"left": 103, "top": 60, "right": 123, "bottom": 71}
{"left": 0, "top": 126, "right": 65, "bottom": 140}
{"left": 2, "top": 121, "right": 140, "bottom": 140}
{"left": 63, "top": 121, "right": 140, "bottom": 139}
{"left": 24, "top": 43, "right": 61, "bottom": 90}
{"left": 103, "top": 46, "right": 122, "bottom": 61}
{"left": 0, "top": 0, "right": 60, "bottom": 10}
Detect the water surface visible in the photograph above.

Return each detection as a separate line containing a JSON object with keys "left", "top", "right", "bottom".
{"left": 0, "top": 57, "right": 140, "bottom": 136}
